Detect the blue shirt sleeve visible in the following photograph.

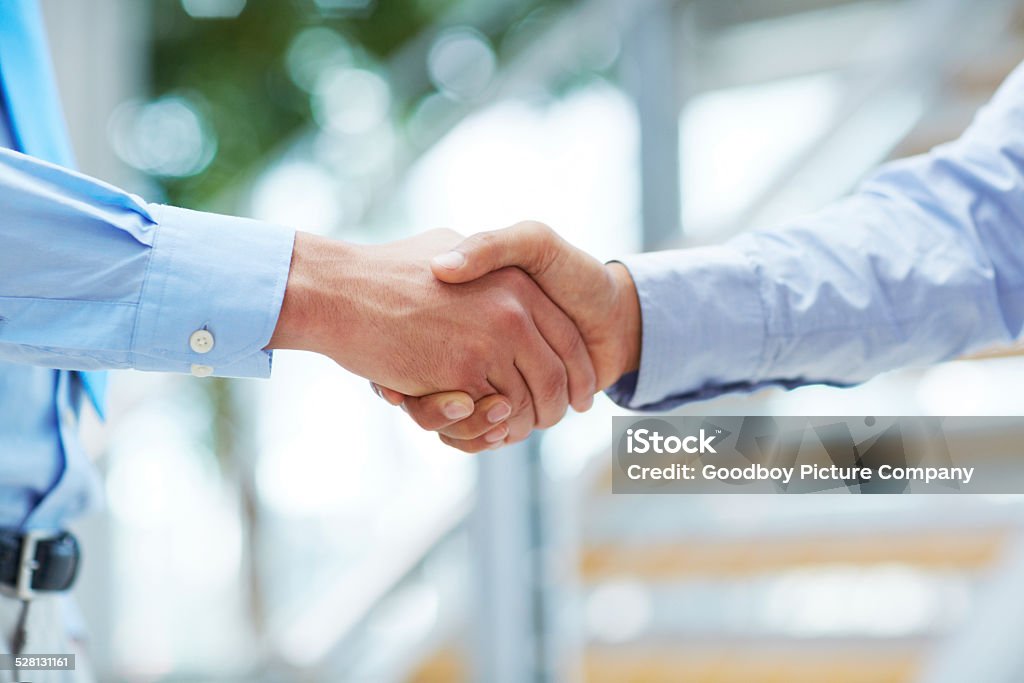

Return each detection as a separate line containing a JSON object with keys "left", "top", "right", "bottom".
{"left": 608, "top": 60, "right": 1024, "bottom": 410}
{"left": 0, "top": 148, "right": 295, "bottom": 378}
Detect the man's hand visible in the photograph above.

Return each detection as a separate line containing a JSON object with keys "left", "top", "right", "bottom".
{"left": 374, "top": 221, "right": 642, "bottom": 452}
{"left": 433, "top": 221, "right": 641, "bottom": 388}
{"left": 268, "top": 229, "right": 597, "bottom": 442}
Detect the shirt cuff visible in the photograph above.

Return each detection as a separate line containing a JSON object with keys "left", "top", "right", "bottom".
{"left": 130, "top": 205, "right": 295, "bottom": 378}
{"left": 605, "top": 244, "right": 767, "bottom": 410}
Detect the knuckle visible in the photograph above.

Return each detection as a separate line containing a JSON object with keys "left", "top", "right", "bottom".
{"left": 459, "top": 340, "right": 490, "bottom": 371}
{"left": 440, "top": 422, "right": 470, "bottom": 439}
{"left": 541, "top": 369, "right": 568, "bottom": 404}
{"left": 495, "top": 299, "right": 531, "bottom": 332}
{"left": 506, "top": 266, "right": 533, "bottom": 287}
{"left": 520, "top": 221, "right": 563, "bottom": 273}
{"left": 453, "top": 420, "right": 488, "bottom": 440}
{"left": 517, "top": 220, "right": 552, "bottom": 237}
{"left": 414, "top": 403, "right": 448, "bottom": 431}
{"left": 562, "top": 325, "right": 587, "bottom": 359}
{"left": 465, "top": 232, "right": 495, "bottom": 254}
{"left": 511, "top": 391, "right": 533, "bottom": 417}
{"left": 438, "top": 409, "right": 483, "bottom": 438}
{"left": 495, "top": 268, "right": 536, "bottom": 299}
{"left": 534, "top": 379, "right": 568, "bottom": 429}
{"left": 459, "top": 376, "right": 492, "bottom": 404}
{"left": 492, "top": 265, "right": 528, "bottom": 286}
{"left": 524, "top": 221, "right": 557, "bottom": 249}
{"left": 464, "top": 336, "right": 487, "bottom": 358}
{"left": 563, "top": 333, "right": 596, "bottom": 393}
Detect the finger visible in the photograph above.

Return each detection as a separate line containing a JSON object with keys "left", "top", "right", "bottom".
{"left": 523, "top": 284, "right": 596, "bottom": 412}
{"left": 371, "top": 382, "right": 406, "bottom": 406}
{"left": 489, "top": 364, "right": 536, "bottom": 444}
{"left": 439, "top": 424, "right": 510, "bottom": 454}
{"left": 432, "top": 394, "right": 513, "bottom": 440}
{"left": 400, "top": 391, "right": 478, "bottom": 431}
{"left": 379, "top": 386, "right": 406, "bottom": 405}
{"left": 431, "top": 221, "right": 560, "bottom": 284}
{"left": 512, "top": 321, "right": 569, "bottom": 430}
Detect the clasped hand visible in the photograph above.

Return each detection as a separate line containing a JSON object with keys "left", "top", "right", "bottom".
{"left": 268, "top": 222, "right": 640, "bottom": 452}
{"left": 381, "top": 222, "right": 641, "bottom": 451}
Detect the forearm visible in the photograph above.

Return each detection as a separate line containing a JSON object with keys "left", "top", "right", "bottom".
{"left": 0, "top": 148, "right": 294, "bottom": 376}
{"left": 610, "top": 64, "right": 1024, "bottom": 410}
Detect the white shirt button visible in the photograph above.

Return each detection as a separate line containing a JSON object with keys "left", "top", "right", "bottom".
{"left": 189, "top": 329, "right": 215, "bottom": 354}
{"left": 190, "top": 364, "right": 214, "bottom": 378}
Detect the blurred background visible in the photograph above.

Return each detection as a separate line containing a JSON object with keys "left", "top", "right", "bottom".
{"left": 41, "top": 0, "right": 1024, "bottom": 681}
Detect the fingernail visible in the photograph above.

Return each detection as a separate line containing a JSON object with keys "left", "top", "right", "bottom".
{"left": 443, "top": 401, "right": 472, "bottom": 420}
{"left": 487, "top": 402, "right": 512, "bottom": 423}
{"left": 484, "top": 425, "right": 509, "bottom": 443}
{"left": 372, "top": 384, "right": 382, "bottom": 399}
{"left": 432, "top": 251, "right": 466, "bottom": 270}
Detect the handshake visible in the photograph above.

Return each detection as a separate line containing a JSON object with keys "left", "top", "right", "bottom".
{"left": 267, "top": 221, "right": 642, "bottom": 452}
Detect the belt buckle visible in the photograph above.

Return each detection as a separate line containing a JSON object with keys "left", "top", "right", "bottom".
{"left": 15, "top": 530, "right": 53, "bottom": 601}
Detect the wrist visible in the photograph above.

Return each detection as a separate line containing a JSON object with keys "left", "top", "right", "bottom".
{"left": 607, "top": 261, "right": 642, "bottom": 379}
{"left": 267, "top": 231, "right": 361, "bottom": 353}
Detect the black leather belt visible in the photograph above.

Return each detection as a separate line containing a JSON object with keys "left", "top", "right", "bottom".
{"left": 0, "top": 530, "right": 80, "bottom": 599}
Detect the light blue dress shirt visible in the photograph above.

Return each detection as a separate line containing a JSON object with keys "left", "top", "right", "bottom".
{"left": 609, "top": 59, "right": 1024, "bottom": 410}
{"left": 0, "top": 64, "right": 69, "bottom": 528}
{"left": 0, "top": 1, "right": 295, "bottom": 528}
{"left": 0, "top": 86, "right": 12, "bottom": 147}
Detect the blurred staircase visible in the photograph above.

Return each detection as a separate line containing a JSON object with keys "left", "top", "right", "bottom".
{"left": 406, "top": 418, "right": 1024, "bottom": 683}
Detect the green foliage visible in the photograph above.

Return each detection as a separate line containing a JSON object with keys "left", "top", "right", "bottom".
{"left": 147, "top": 0, "right": 570, "bottom": 208}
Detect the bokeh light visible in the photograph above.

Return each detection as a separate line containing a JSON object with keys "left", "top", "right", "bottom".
{"left": 180, "top": 0, "right": 247, "bottom": 20}
{"left": 586, "top": 580, "right": 653, "bottom": 643}
{"left": 427, "top": 27, "right": 497, "bottom": 101}
{"left": 313, "top": 66, "right": 392, "bottom": 136}
{"left": 250, "top": 161, "right": 342, "bottom": 233}
{"left": 286, "top": 27, "right": 353, "bottom": 93}
{"left": 108, "top": 95, "right": 217, "bottom": 178}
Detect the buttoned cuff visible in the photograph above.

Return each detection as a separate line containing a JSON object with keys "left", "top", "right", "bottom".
{"left": 131, "top": 205, "right": 295, "bottom": 378}
{"left": 605, "top": 245, "right": 767, "bottom": 410}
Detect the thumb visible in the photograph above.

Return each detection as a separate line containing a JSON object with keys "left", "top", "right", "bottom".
{"left": 431, "top": 221, "right": 558, "bottom": 284}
